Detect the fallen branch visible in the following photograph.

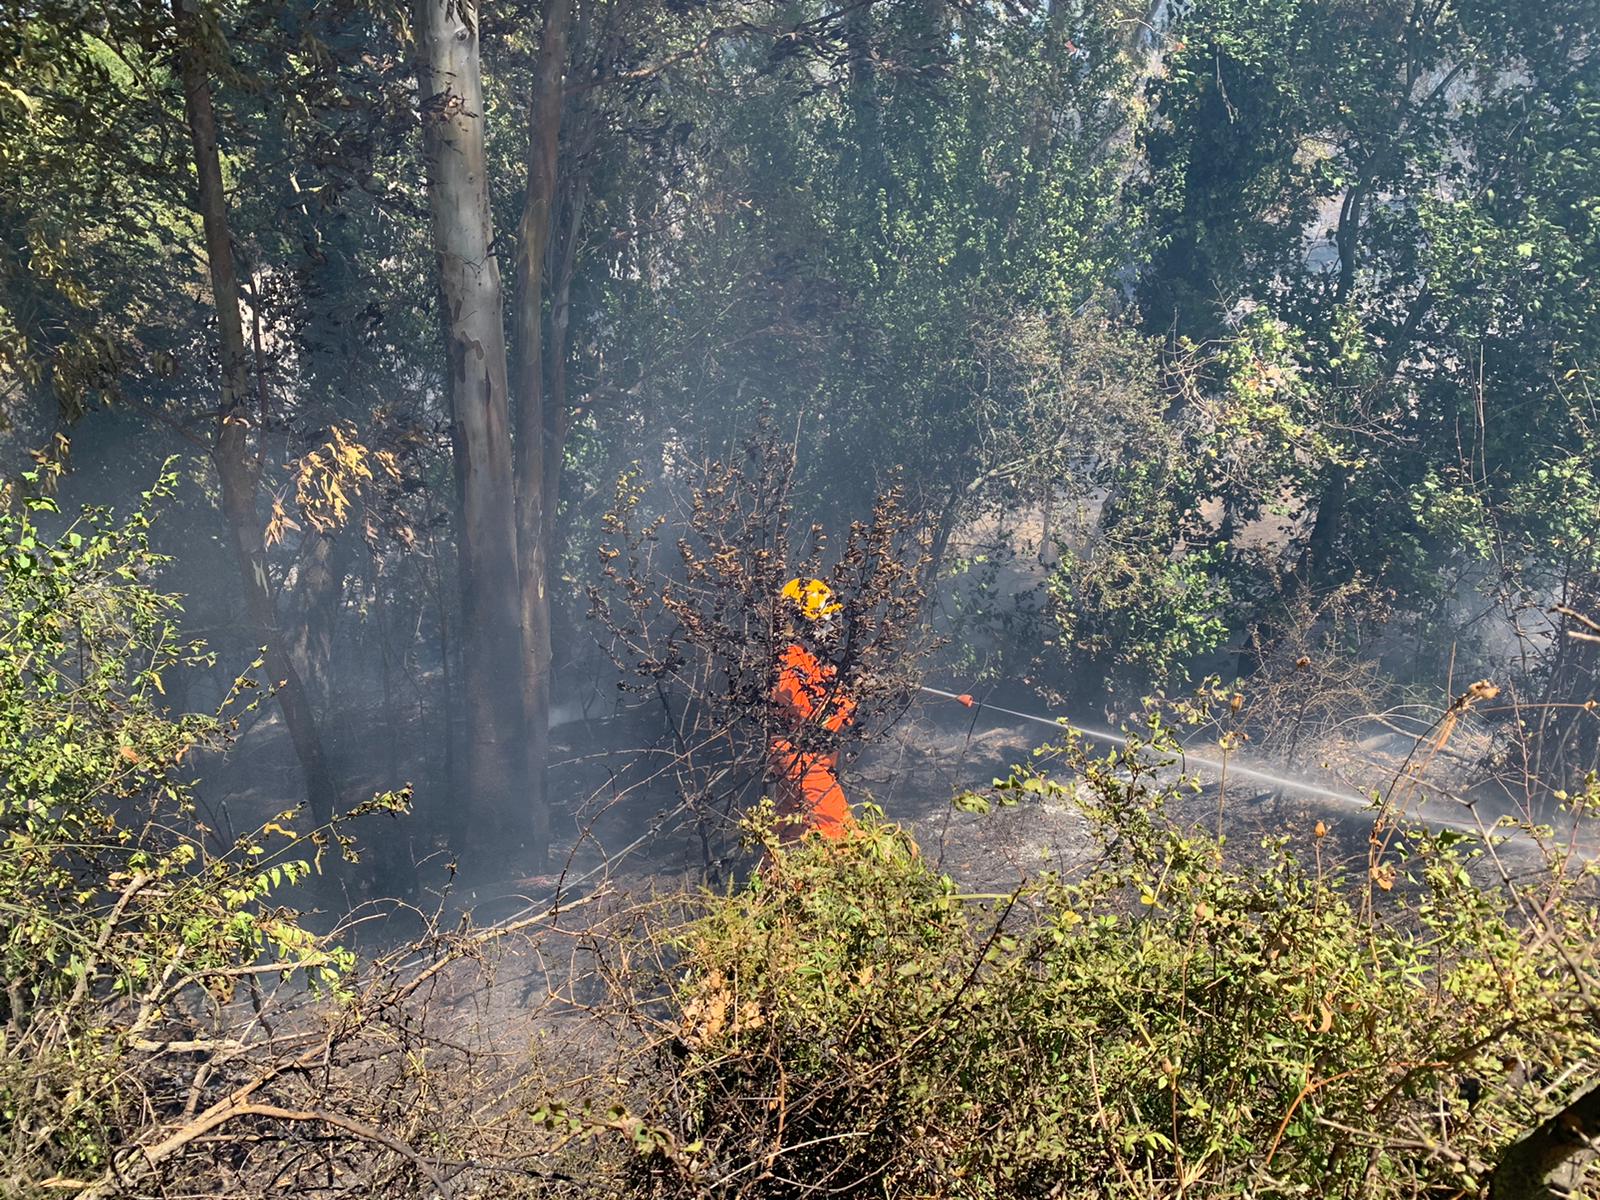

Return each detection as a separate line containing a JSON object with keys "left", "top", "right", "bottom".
{"left": 1553, "top": 606, "right": 1600, "bottom": 644}
{"left": 78, "top": 1102, "right": 454, "bottom": 1200}
{"left": 67, "top": 872, "right": 150, "bottom": 1011}
{"left": 1489, "top": 1080, "right": 1600, "bottom": 1200}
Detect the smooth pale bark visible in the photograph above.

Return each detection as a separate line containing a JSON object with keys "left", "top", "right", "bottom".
{"left": 414, "top": 0, "right": 533, "bottom": 855}
{"left": 172, "top": 0, "right": 338, "bottom": 826}
{"left": 511, "top": 0, "right": 572, "bottom": 866}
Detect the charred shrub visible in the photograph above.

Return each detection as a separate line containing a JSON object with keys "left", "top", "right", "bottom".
{"left": 588, "top": 434, "right": 933, "bottom": 863}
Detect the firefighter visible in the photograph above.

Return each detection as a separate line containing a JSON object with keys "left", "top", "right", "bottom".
{"left": 769, "top": 577, "right": 856, "bottom": 841}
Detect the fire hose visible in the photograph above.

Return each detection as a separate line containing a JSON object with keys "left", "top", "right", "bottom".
{"left": 917, "top": 683, "right": 1372, "bottom": 807}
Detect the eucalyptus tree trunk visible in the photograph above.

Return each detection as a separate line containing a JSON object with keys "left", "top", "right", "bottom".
{"left": 538, "top": 177, "right": 587, "bottom": 624}
{"left": 544, "top": 174, "right": 586, "bottom": 538}
{"left": 543, "top": 0, "right": 608, "bottom": 653}
{"left": 414, "top": 0, "right": 533, "bottom": 856}
{"left": 287, "top": 530, "right": 340, "bottom": 707}
{"left": 509, "top": 0, "right": 571, "bottom": 868}
{"left": 172, "top": 0, "right": 338, "bottom": 825}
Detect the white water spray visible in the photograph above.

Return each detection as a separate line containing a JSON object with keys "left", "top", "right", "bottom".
{"left": 918, "top": 685, "right": 1372, "bottom": 809}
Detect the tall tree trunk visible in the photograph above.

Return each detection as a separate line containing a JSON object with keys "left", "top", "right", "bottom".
{"left": 843, "top": 3, "right": 880, "bottom": 193}
{"left": 543, "top": 179, "right": 584, "bottom": 533}
{"left": 1237, "top": 464, "right": 1350, "bottom": 678}
{"left": 1334, "top": 178, "right": 1369, "bottom": 305}
{"left": 172, "top": 0, "right": 338, "bottom": 826}
{"left": 288, "top": 530, "right": 341, "bottom": 707}
{"left": 1301, "top": 464, "right": 1348, "bottom": 588}
{"left": 1026, "top": 0, "right": 1074, "bottom": 161}
{"left": 414, "top": 0, "right": 531, "bottom": 856}
{"left": 510, "top": 0, "right": 571, "bottom": 867}
{"left": 541, "top": 176, "right": 588, "bottom": 626}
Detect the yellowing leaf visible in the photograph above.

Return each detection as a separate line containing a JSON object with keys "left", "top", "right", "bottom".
{"left": 0, "top": 80, "right": 39, "bottom": 115}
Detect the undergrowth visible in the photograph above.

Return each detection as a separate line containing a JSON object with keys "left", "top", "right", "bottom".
{"left": 604, "top": 731, "right": 1600, "bottom": 1199}
{"left": 6, "top": 474, "right": 1600, "bottom": 1199}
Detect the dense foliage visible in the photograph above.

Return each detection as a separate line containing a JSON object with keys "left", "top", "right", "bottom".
{"left": 2, "top": 0, "right": 1596, "bottom": 825}
{"left": 0, "top": 474, "right": 403, "bottom": 1189}
{"left": 625, "top": 740, "right": 1600, "bottom": 1198}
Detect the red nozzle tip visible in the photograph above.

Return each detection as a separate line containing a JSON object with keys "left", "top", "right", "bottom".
{"left": 957, "top": 693, "right": 975, "bottom": 708}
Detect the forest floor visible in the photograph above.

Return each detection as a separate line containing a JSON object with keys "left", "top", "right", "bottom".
{"left": 197, "top": 689, "right": 1587, "bottom": 1082}
{"left": 515, "top": 692, "right": 1572, "bottom": 904}
{"left": 201, "top": 685, "right": 1578, "bottom": 926}
{"left": 402, "top": 696, "right": 1585, "bottom": 1066}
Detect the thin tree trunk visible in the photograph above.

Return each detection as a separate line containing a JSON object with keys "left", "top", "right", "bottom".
{"left": 424, "top": 521, "right": 457, "bottom": 811}
{"left": 287, "top": 530, "right": 340, "bottom": 706}
{"left": 844, "top": 3, "right": 880, "bottom": 190}
{"left": 510, "top": 0, "right": 572, "bottom": 867}
{"left": 924, "top": 490, "right": 965, "bottom": 591}
{"left": 1301, "top": 464, "right": 1348, "bottom": 588}
{"left": 543, "top": 180, "right": 585, "bottom": 532}
{"left": 1334, "top": 178, "right": 1369, "bottom": 305}
{"left": 173, "top": 0, "right": 338, "bottom": 826}
{"left": 541, "top": 177, "right": 588, "bottom": 614}
{"left": 1238, "top": 465, "right": 1349, "bottom": 678}
{"left": 1039, "top": 478, "right": 1057, "bottom": 567}
{"left": 1026, "top": 0, "right": 1073, "bottom": 161}
{"left": 542, "top": 0, "right": 608, "bottom": 625}
{"left": 414, "top": 0, "right": 531, "bottom": 856}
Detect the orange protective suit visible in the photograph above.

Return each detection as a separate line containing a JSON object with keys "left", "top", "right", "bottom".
{"left": 770, "top": 642, "right": 856, "bottom": 840}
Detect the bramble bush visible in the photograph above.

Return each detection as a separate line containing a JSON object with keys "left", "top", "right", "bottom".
{"left": 608, "top": 719, "right": 1600, "bottom": 1199}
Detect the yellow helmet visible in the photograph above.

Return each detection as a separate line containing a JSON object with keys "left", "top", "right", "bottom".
{"left": 780, "top": 577, "right": 842, "bottom": 622}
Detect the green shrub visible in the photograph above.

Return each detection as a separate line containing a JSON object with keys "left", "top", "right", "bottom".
{"left": 0, "top": 470, "right": 396, "bottom": 1191}
{"left": 1050, "top": 538, "right": 1232, "bottom": 695}
{"left": 627, "top": 729, "right": 1600, "bottom": 1198}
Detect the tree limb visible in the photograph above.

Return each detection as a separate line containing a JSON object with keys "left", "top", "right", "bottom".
{"left": 1489, "top": 1081, "right": 1600, "bottom": 1200}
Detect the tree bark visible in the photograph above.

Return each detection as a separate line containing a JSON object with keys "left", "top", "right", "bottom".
{"left": 1301, "top": 463, "right": 1348, "bottom": 588}
{"left": 843, "top": 3, "right": 880, "bottom": 189}
{"left": 544, "top": 177, "right": 585, "bottom": 536}
{"left": 1333, "top": 178, "right": 1368, "bottom": 305}
{"left": 510, "top": 0, "right": 571, "bottom": 867}
{"left": 414, "top": 0, "right": 532, "bottom": 856}
{"left": 1489, "top": 1079, "right": 1600, "bottom": 1200}
{"left": 540, "top": 174, "right": 588, "bottom": 636}
{"left": 287, "top": 530, "right": 341, "bottom": 707}
{"left": 1039, "top": 479, "right": 1058, "bottom": 567}
{"left": 173, "top": 0, "right": 339, "bottom": 826}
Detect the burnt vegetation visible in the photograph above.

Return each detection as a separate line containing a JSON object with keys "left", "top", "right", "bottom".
{"left": 589, "top": 435, "right": 931, "bottom": 870}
